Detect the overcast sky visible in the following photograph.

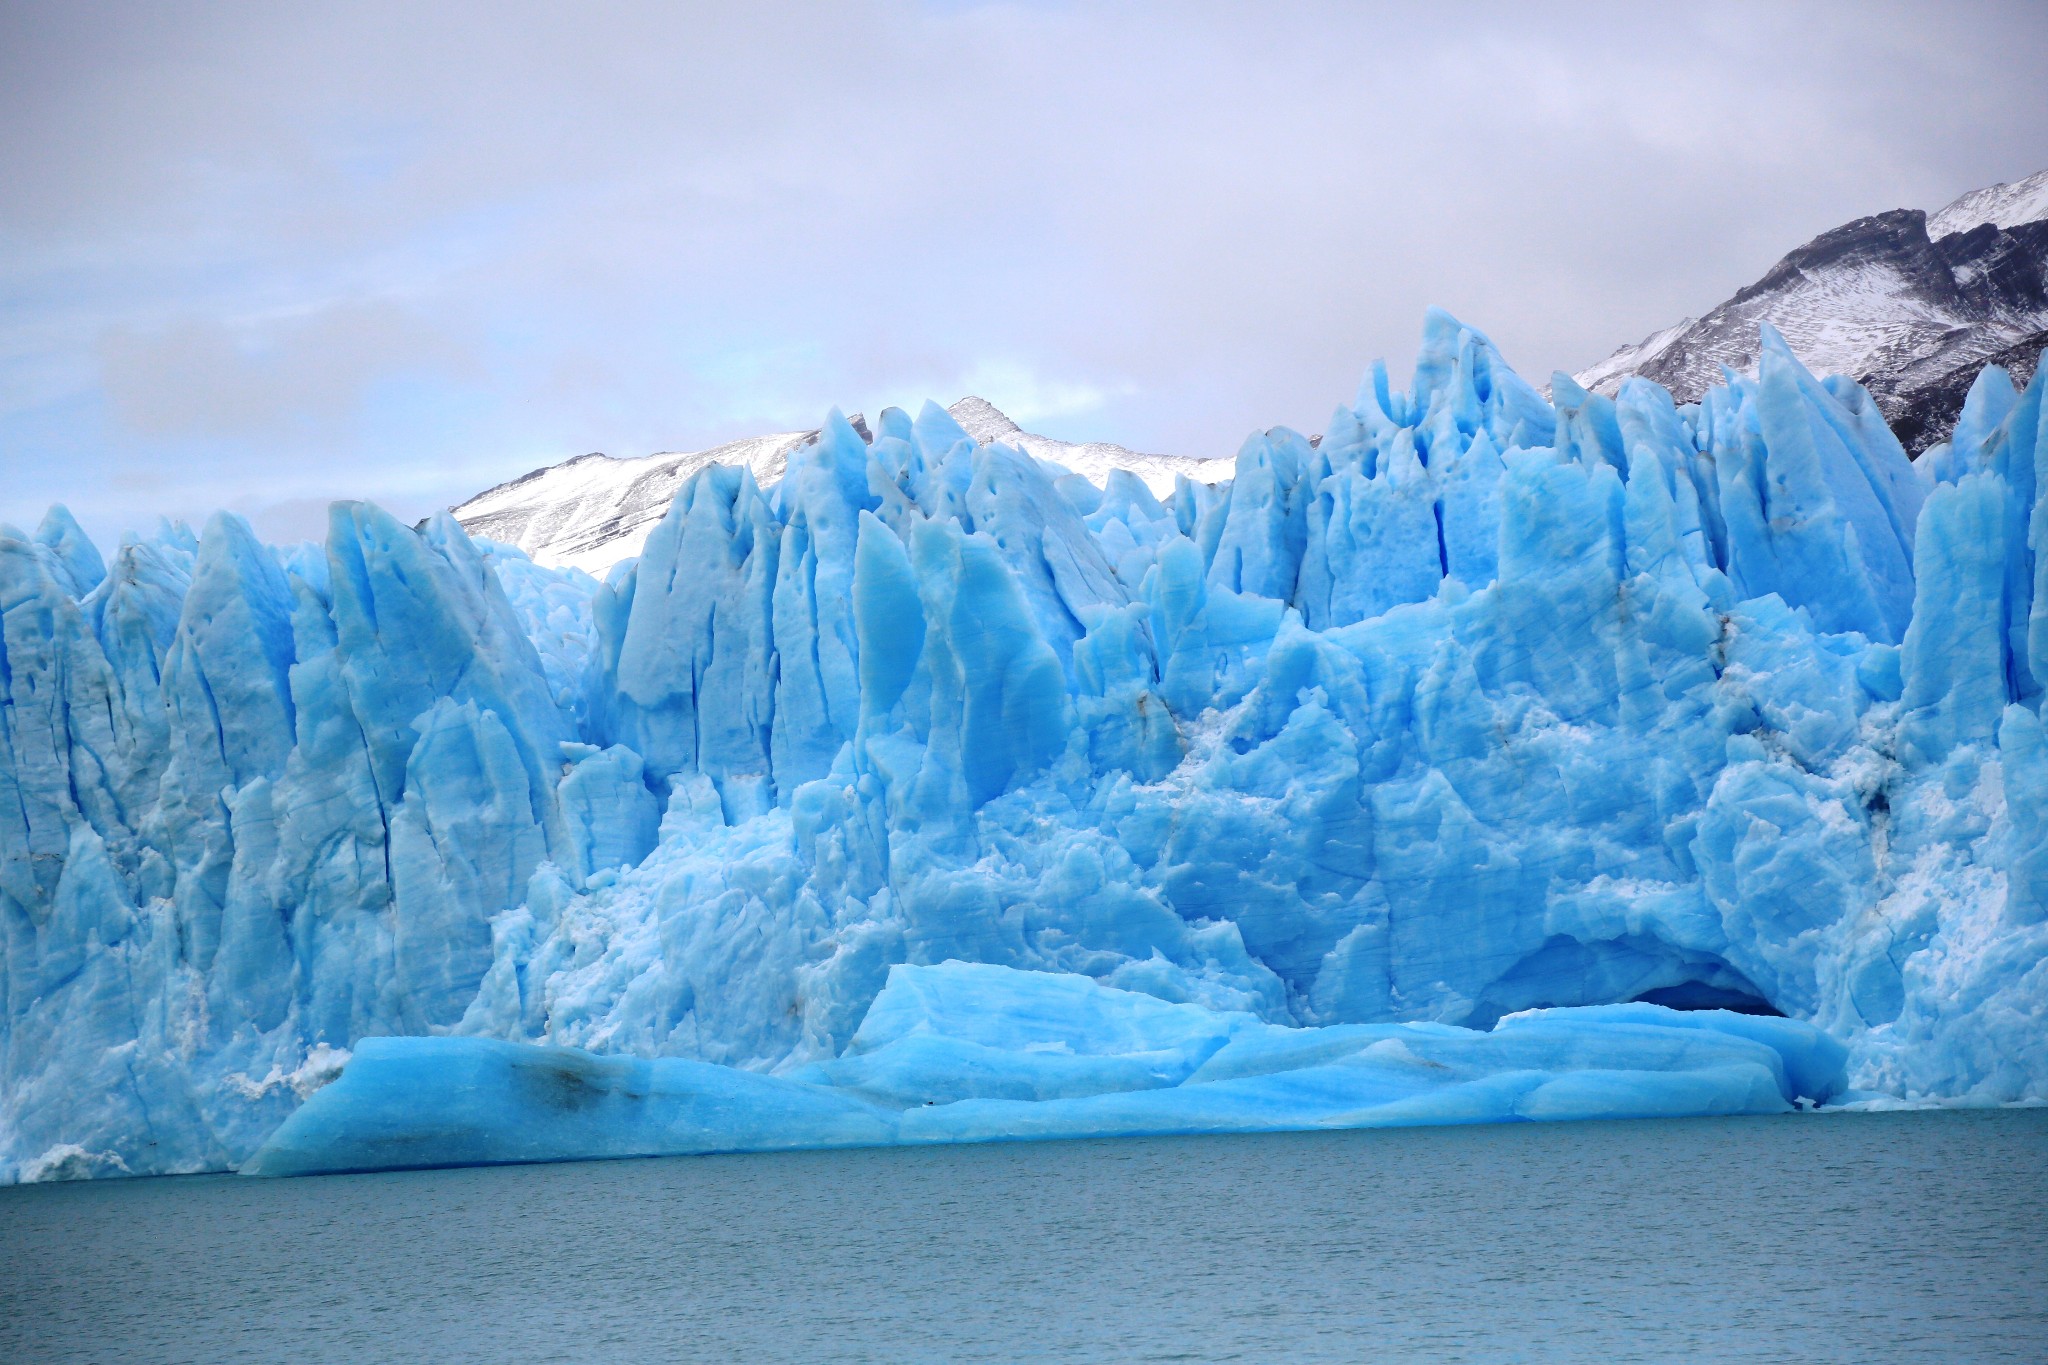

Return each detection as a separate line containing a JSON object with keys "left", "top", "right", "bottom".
{"left": 4, "top": 1, "right": 2046, "bottom": 546}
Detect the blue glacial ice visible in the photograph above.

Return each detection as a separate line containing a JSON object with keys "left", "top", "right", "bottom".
{"left": 4, "top": 311, "right": 2046, "bottom": 1182}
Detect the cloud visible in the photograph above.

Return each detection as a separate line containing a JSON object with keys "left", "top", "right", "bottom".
{"left": 98, "top": 301, "right": 468, "bottom": 439}
{"left": 3, "top": 0, "right": 2046, "bottom": 547}
{"left": 954, "top": 362, "right": 1132, "bottom": 428}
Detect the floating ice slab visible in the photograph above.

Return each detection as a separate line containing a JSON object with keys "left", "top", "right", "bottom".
{"left": 245, "top": 964, "right": 1844, "bottom": 1176}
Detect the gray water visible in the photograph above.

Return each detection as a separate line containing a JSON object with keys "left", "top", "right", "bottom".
{"left": 3, "top": 1110, "right": 2044, "bottom": 1363}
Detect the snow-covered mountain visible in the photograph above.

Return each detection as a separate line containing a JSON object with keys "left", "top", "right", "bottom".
{"left": 1575, "top": 168, "right": 2048, "bottom": 452}
{"left": 451, "top": 398, "right": 1232, "bottom": 574}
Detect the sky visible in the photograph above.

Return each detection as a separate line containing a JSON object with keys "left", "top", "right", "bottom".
{"left": 4, "top": 1, "right": 2047, "bottom": 547}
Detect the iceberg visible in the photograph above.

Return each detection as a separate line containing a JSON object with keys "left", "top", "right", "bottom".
{"left": 4, "top": 310, "right": 2045, "bottom": 1181}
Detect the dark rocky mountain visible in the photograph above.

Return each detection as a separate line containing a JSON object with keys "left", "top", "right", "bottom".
{"left": 1576, "top": 170, "right": 2048, "bottom": 452}
{"left": 1885, "top": 324, "right": 2046, "bottom": 454}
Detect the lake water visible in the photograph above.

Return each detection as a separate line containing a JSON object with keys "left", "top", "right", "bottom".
{"left": 3, "top": 1109, "right": 2044, "bottom": 1362}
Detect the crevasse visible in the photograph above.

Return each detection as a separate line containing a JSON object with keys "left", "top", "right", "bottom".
{"left": 3, "top": 311, "right": 2045, "bottom": 1181}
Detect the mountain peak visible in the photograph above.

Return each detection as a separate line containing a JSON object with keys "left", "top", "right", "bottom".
{"left": 945, "top": 395, "right": 1021, "bottom": 443}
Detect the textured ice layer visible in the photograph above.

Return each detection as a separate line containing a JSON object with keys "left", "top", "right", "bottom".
{"left": 4, "top": 311, "right": 2046, "bottom": 1182}
{"left": 243, "top": 962, "right": 1845, "bottom": 1176}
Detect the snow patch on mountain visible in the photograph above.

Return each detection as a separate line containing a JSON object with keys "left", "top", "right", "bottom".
{"left": 1928, "top": 169, "right": 2048, "bottom": 240}
{"left": 1570, "top": 316, "right": 1694, "bottom": 397}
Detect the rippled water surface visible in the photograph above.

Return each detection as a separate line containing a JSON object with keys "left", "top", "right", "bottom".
{"left": 4, "top": 1109, "right": 2045, "bottom": 1362}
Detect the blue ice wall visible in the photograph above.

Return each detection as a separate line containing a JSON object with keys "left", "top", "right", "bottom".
{"left": 3, "top": 315, "right": 2045, "bottom": 1182}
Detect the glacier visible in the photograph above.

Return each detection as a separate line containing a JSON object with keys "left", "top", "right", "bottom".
{"left": 4, "top": 310, "right": 2046, "bottom": 1182}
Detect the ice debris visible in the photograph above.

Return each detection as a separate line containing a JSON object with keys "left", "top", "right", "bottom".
{"left": 4, "top": 310, "right": 2047, "bottom": 1181}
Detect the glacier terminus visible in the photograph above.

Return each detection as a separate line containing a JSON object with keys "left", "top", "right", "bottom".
{"left": 4, "top": 311, "right": 2046, "bottom": 1181}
